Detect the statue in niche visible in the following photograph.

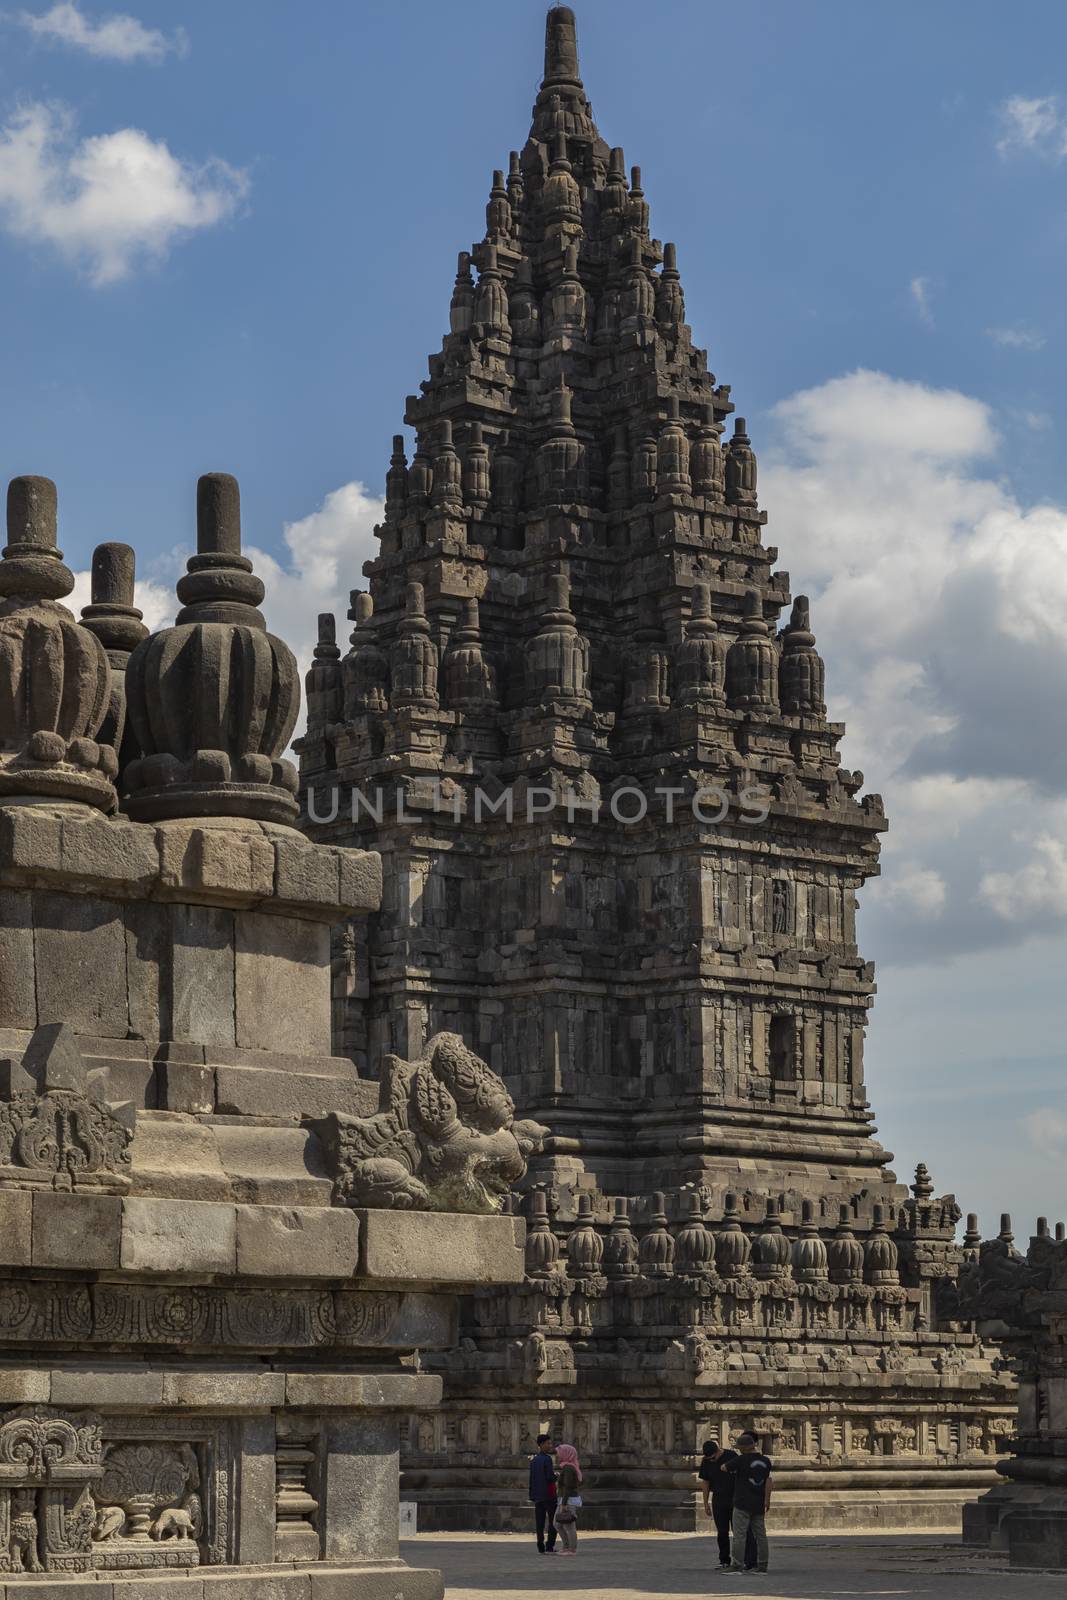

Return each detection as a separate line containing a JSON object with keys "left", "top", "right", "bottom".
{"left": 8, "top": 1490, "right": 42, "bottom": 1572}
{"left": 315, "top": 1032, "right": 547, "bottom": 1212}
{"left": 771, "top": 879, "right": 790, "bottom": 935}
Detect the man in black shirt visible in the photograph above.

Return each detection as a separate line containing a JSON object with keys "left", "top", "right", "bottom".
{"left": 697, "top": 1439, "right": 758, "bottom": 1570}
{"left": 527, "top": 1434, "right": 557, "bottom": 1552}
{"left": 726, "top": 1432, "right": 772, "bottom": 1574}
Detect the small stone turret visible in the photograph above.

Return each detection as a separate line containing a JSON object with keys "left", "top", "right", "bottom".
{"left": 566, "top": 1192, "right": 604, "bottom": 1278}
{"left": 674, "top": 1191, "right": 714, "bottom": 1274}
{"left": 657, "top": 241, "right": 685, "bottom": 328}
{"left": 449, "top": 251, "right": 475, "bottom": 336}
{"left": 123, "top": 472, "right": 299, "bottom": 824}
{"left": 714, "top": 1191, "right": 752, "bottom": 1278}
{"left": 752, "top": 1195, "right": 792, "bottom": 1280}
{"left": 639, "top": 1192, "right": 675, "bottom": 1278}
{"left": 864, "top": 1204, "right": 900, "bottom": 1286}
{"left": 792, "top": 1199, "right": 829, "bottom": 1283}
{"left": 779, "top": 595, "right": 826, "bottom": 716}
{"left": 525, "top": 1189, "right": 561, "bottom": 1278}
{"left": 537, "top": 385, "right": 584, "bottom": 505}
{"left": 305, "top": 613, "right": 342, "bottom": 737}
{"left": 828, "top": 1205, "right": 865, "bottom": 1284}
{"left": 725, "top": 415, "right": 758, "bottom": 507}
{"left": 391, "top": 582, "right": 439, "bottom": 711}
{"left": 524, "top": 572, "right": 590, "bottom": 706}
{"left": 675, "top": 583, "right": 726, "bottom": 707}
{"left": 726, "top": 589, "right": 779, "bottom": 712}
{"left": 343, "top": 591, "right": 389, "bottom": 717}
{"left": 603, "top": 1196, "right": 639, "bottom": 1279}
{"left": 657, "top": 394, "right": 691, "bottom": 494}
{"left": 444, "top": 597, "right": 495, "bottom": 711}
{"left": 0, "top": 476, "right": 115, "bottom": 808}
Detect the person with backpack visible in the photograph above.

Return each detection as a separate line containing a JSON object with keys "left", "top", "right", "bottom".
{"left": 726, "top": 1431, "right": 773, "bottom": 1575}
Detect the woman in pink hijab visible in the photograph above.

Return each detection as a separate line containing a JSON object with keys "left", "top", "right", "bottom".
{"left": 553, "top": 1444, "right": 584, "bottom": 1556}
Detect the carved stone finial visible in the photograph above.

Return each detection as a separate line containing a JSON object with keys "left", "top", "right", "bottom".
{"left": 543, "top": 133, "right": 581, "bottom": 226}
{"left": 391, "top": 582, "right": 439, "bottom": 711}
{"left": 911, "top": 1162, "right": 934, "bottom": 1201}
{"left": 691, "top": 403, "right": 724, "bottom": 497}
{"left": 524, "top": 571, "right": 590, "bottom": 706}
{"left": 657, "top": 243, "right": 685, "bottom": 327}
{"left": 449, "top": 251, "right": 475, "bottom": 337}
{"left": 657, "top": 395, "right": 691, "bottom": 494}
{"left": 792, "top": 1198, "right": 829, "bottom": 1283}
{"left": 638, "top": 1190, "right": 675, "bottom": 1277}
{"left": 473, "top": 246, "right": 511, "bottom": 343}
{"left": 725, "top": 415, "right": 758, "bottom": 507}
{"left": 542, "top": 4, "right": 582, "bottom": 90}
{"left": 524, "top": 1188, "right": 561, "bottom": 1278}
{"left": 779, "top": 594, "right": 826, "bottom": 716}
{"left": 628, "top": 165, "right": 649, "bottom": 232}
{"left": 431, "top": 421, "right": 464, "bottom": 512}
{"left": 343, "top": 589, "right": 389, "bottom": 718}
{"left": 676, "top": 583, "right": 726, "bottom": 708}
{"left": 726, "top": 589, "right": 779, "bottom": 713}
{"left": 122, "top": 473, "right": 300, "bottom": 824}
{"left": 0, "top": 476, "right": 116, "bottom": 808}
{"left": 78, "top": 540, "right": 149, "bottom": 771}
{"left": 305, "top": 613, "right": 342, "bottom": 738}
{"left": 385, "top": 435, "right": 408, "bottom": 520}
{"left": 444, "top": 597, "right": 495, "bottom": 711}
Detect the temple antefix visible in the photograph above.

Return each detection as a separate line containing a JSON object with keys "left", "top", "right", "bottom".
{"left": 300, "top": 5, "right": 1014, "bottom": 1531}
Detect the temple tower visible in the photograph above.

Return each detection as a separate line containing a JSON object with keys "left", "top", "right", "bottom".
{"left": 301, "top": 3, "right": 890, "bottom": 1210}
{"left": 300, "top": 8, "right": 1014, "bottom": 1531}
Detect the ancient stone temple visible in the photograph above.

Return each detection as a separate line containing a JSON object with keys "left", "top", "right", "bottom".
{"left": 0, "top": 470, "right": 538, "bottom": 1596}
{"left": 299, "top": 6, "right": 1014, "bottom": 1529}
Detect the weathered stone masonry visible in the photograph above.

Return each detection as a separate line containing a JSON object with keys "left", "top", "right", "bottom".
{"left": 0, "top": 469, "right": 539, "bottom": 1597}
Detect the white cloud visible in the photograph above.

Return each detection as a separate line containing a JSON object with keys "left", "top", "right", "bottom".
{"left": 763, "top": 368, "right": 1067, "bottom": 964}
{"left": 13, "top": 3, "right": 185, "bottom": 63}
{"left": 0, "top": 102, "right": 247, "bottom": 284}
{"left": 1021, "top": 1106, "right": 1067, "bottom": 1160}
{"left": 909, "top": 275, "right": 934, "bottom": 328}
{"left": 986, "top": 325, "right": 1047, "bottom": 351}
{"left": 996, "top": 93, "right": 1064, "bottom": 156}
{"left": 248, "top": 481, "right": 385, "bottom": 690}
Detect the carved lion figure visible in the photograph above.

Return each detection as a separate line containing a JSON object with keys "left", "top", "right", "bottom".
{"left": 9, "top": 1489, "right": 42, "bottom": 1572}
{"left": 315, "top": 1032, "right": 548, "bottom": 1212}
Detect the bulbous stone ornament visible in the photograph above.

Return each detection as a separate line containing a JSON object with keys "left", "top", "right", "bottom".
{"left": 122, "top": 473, "right": 300, "bottom": 824}
{"left": 0, "top": 476, "right": 116, "bottom": 809}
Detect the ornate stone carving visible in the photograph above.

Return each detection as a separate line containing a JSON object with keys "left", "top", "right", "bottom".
{"left": 0, "top": 476, "right": 115, "bottom": 808}
{"left": 314, "top": 1032, "right": 547, "bottom": 1212}
{"left": 123, "top": 472, "right": 300, "bottom": 823}
{"left": 0, "top": 1023, "right": 133, "bottom": 1194}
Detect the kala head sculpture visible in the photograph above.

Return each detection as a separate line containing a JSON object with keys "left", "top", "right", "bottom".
{"left": 316, "top": 1032, "right": 548, "bottom": 1212}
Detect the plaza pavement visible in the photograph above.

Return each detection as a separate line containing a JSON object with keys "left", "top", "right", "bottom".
{"left": 405, "top": 1530, "right": 1065, "bottom": 1599}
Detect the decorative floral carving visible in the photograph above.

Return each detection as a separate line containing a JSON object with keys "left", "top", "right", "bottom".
{"left": 0, "top": 1406, "right": 102, "bottom": 1478}
{"left": 314, "top": 1032, "right": 547, "bottom": 1212}
{"left": 0, "top": 1091, "right": 132, "bottom": 1193}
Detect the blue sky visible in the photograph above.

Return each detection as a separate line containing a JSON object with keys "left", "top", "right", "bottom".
{"left": 2, "top": 1, "right": 1067, "bottom": 1233}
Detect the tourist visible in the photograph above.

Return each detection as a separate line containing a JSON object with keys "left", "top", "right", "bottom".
{"left": 528, "top": 1433, "right": 557, "bottom": 1552}
{"left": 554, "top": 1442, "right": 583, "bottom": 1556}
{"left": 698, "top": 1438, "right": 757, "bottom": 1571}
{"left": 726, "top": 1432, "right": 772, "bottom": 1574}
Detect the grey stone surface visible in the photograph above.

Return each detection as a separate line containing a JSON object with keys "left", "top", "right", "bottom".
{"left": 0, "top": 1187, "right": 32, "bottom": 1265}
{"left": 32, "top": 1190, "right": 122, "bottom": 1269}
{"left": 235, "top": 1204, "right": 359, "bottom": 1278}
{"left": 358, "top": 1211, "right": 525, "bottom": 1284}
{"left": 322, "top": 1415, "right": 399, "bottom": 1562}
{"left": 235, "top": 913, "right": 330, "bottom": 1055}
{"left": 120, "top": 1195, "right": 238, "bottom": 1273}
